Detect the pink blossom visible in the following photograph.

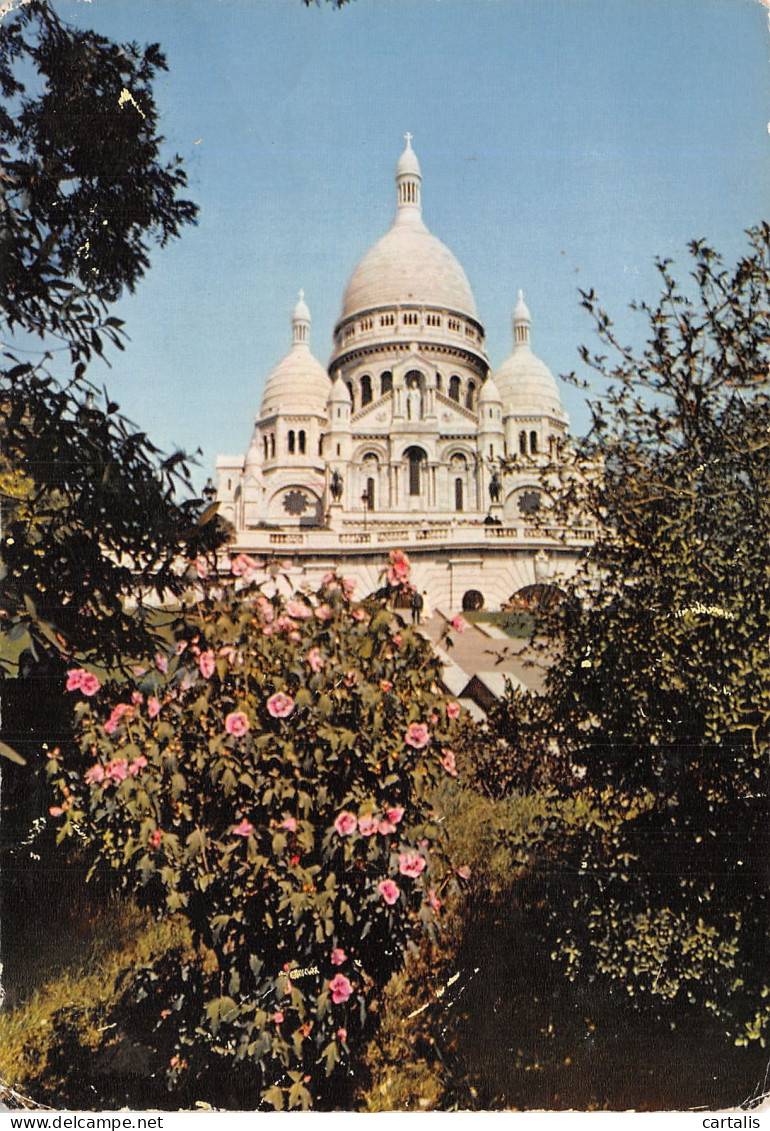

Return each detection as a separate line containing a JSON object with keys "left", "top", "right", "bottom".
{"left": 331, "top": 948, "right": 347, "bottom": 966}
{"left": 316, "top": 603, "right": 334, "bottom": 622}
{"left": 231, "top": 552, "right": 258, "bottom": 578}
{"left": 456, "top": 865, "right": 472, "bottom": 880}
{"left": 386, "top": 806, "right": 405, "bottom": 825}
{"left": 194, "top": 555, "right": 209, "bottom": 579}
{"left": 287, "top": 599, "right": 313, "bottom": 620}
{"left": 232, "top": 818, "right": 255, "bottom": 837}
{"left": 49, "top": 805, "right": 65, "bottom": 817}
{"left": 66, "top": 669, "right": 85, "bottom": 692}
{"left": 358, "top": 813, "right": 378, "bottom": 837}
{"left": 392, "top": 633, "right": 402, "bottom": 648}
{"left": 289, "top": 630, "right": 301, "bottom": 643}
{"left": 255, "top": 596, "right": 275, "bottom": 624}
{"left": 307, "top": 647, "right": 324, "bottom": 673}
{"left": 175, "top": 640, "right": 188, "bottom": 656}
{"left": 352, "top": 608, "right": 366, "bottom": 622}
{"left": 105, "top": 759, "right": 129, "bottom": 784}
{"left": 198, "top": 650, "right": 216, "bottom": 679}
{"left": 133, "top": 666, "right": 147, "bottom": 676}
{"left": 430, "top": 713, "right": 438, "bottom": 724}
{"left": 446, "top": 701, "right": 461, "bottom": 720}
{"left": 428, "top": 889, "right": 442, "bottom": 912}
{"left": 80, "top": 672, "right": 101, "bottom": 696}
{"left": 280, "top": 816, "right": 298, "bottom": 832}
{"left": 131, "top": 691, "right": 144, "bottom": 706}
{"left": 219, "top": 645, "right": 243, "bottom": 665}
{"left": 336, "top": 1027, "right": 347, "bottom": 1042}
{"left": 377, "top": 818, "right": 397, "bottom": 835}
{"left": 104, "top": 717, "right": 118, "bottom": 735}
{"left": 129, "top": 756, "right": 147, "bottom": 776}
{"left": 225, "top": 710, "right": 250, "bottom": 736}
{"left": 105, "top": 703, "right": 133, "bottom": 734}
{"left": 342, "top": 577, "right": 356, "bottom": 599}
{"left": 84, "top": 763, "right": 105, "bottom": 785}
{"left": 386, "top": 549, "right": 411, "bottom": 586}
{"left": 380, "top": 680, "right": 393, "bottom": 693}
{"left": 321, "top": 570, "right": 337, "bottom": 587}
{"left": 148, "top": 697, "right": 161, "bottom": 719}
{"left": 273, "top": 1011, "right": 284, "bottom": 1025}
{"left": 405, "top": 722, "right": 430, "bottom": 749}
{"left": 344, "top": 670, "right": 358, "bottom": 689}
{"left": 155, "top": 654, "right": 169, "bottom": 674}
{"left": 451, "top": 615, "right": 467, "bottom": 634}
{"left": 378, "top": 879, "right": 400, "bottom": 905}
{"left": 399, "top": 851, "right": 427, "bottom": 878}
{"left": 267, "top": 692, "right": 294, "bottom": 719}
{"left": 440, "top": 749, "right": 458, "bottom": 777}
{"left": 274, "top": 615, "right": 297, "bottom": 634}
{"left": 329, "top": 973, "right": 353, "bottom": 1004}
{"left": 334, "top": 811, "right": 357, "bottom": 837}
{"left": 149, "top": 829, "right": 163, "bottom": 848}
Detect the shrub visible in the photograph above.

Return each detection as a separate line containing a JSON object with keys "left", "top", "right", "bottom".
{"left": 48, "top": 558, "right": 463, "bottom": 1109}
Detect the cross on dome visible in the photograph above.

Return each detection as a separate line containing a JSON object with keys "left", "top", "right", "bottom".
{"left": 404, "top": 132, "right": 413, "bottom": 148}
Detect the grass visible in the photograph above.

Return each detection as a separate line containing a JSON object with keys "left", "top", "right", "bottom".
{"left": 462, "top": 610, "right": 536, "bottom": 638}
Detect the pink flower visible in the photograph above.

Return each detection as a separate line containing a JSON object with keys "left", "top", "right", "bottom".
{"left": 457, "top": 865, "right": 472, "bottom": 880}
{"left": 198, "top": 650, "right": 216, "bottom": 679}
{"left": 316, "top": 603, "right": 334, "bottom": 622}
{"left": 231, "top": 552, "right": 258, "bottom": 578}
{"left": 194, "top": 555, "right": 209, "bottom": 579}
{"left": 225, "top": 710, "right": 250, "bottom": 737}
{"left": 334, "top": 811, "right": 357, "bottom": 837}
{"left": 148, "top": 697, "right": 161, "bottom": 719}
{"left": 387, "top": 549, "right": 411, "bottom": 586}
{"left": 155, "top": 654, "right": 169, "bottom": 674}
{"left": 405, "top": 722, "right": 430, "bottom": 749}
{"left": 451, "top": 615, "right": 467, "bottom": 634}
{"left": 428, "top": 889, "right": 442, "bottom": 912}
{"left": 377, "top": 818, "right": 397, "bottom": 835}
{"left": 344, "top": 670, "right": 358, "bottom": 689}
{"left": 321, "top": 570, "right": 337, "bottom": 587}
{"left": 129, "top": 756, "right": 147, "bottom": 776}
{"left": 133, "top": 666, "right": 146, "bottom": 676}
{"left": 392, "top": 633, "right": 402, "bottom": 648}
{"left": 399, "top": 851, "right": 427, "bottom": 878}
{"left": 440, "top": 749, "right": 458, "bottom": 777}
{"left": 329, "top": 973, "right": 353, "bottom": 1004}
{"left": 380, "top": 680, "right": 393, "bottom": 693}
{"left": 149, "top": 829, "right": 163, "bottom": 848}
{"left": 274, "top": 615, "right": 296, "bottom": 634}
{"left": 386, "top": 806, "right": 405, "bottom": 825}
{"left": 232, "top": 818, "right": 255, "bottom": 837}
{"left": 342, "top": 577, "right": 356, "bottom": 599}
{"left": 49, "top": 805, "right": 65, "bottom": 817}
{"left": 430, "top": 713, "right": 438, "bottom": 724}
{"left": 131, "top": 691, "right": 144, "bottom": 706}
{"left": 105, "top": 759, "right": 129, "bottom": 784}
{"left": 175, "top": 640, "right": 188, "bottom": 656}
{"left": 267, "top": 692, "right": 294, "bottom": 719}
{"left": 219, "top": 645, "right": 243, "bottom": 665}
{"left": 255, "top": 596, "right": 275, "bottom": 624}
{"left": 337, "top": 1027, "right": 347, "bottom": 1042}
{"left": 446, "top": 701, "right": 461, "bottom": 720}
{"left": 307, "top": 647, "right": 324, "bottom": 673}
{"left": 280, "top": 816, "right": 298, "bottom": 832}
{"left": 331, "top": 948, "right": 347, "bottom": 966}
{"left": 352, "top": 608, "right": 366, "bottom": 622}
{"left": 84, "top": 763, "right": 105, "bottom": 785}
{"left": 104, "top": 717, "right": 118, "bottom": 735}
{"left": 378, "top": 879, "right": 400, "bottom": 905}
{"left": 80, "top": 672, "right": 101, "bottom": 696}
{"left": 273, "top": 1011, "right": 284, "bottom": 1025}
{"left": 287, "top": 599, "right": 313, "bottom": 619}
{"left": 66, "top": 669, "right": 85, "bottom": 691}
{"left": 358, "top": 813, "right": 378, "bottom": 837}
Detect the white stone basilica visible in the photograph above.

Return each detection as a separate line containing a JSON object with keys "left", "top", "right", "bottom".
{"left": 215, "top": 138, "right": 590, "bottom": 611}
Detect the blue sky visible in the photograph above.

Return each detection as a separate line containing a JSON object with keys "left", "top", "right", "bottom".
{"left": 38, "top": 0, "right": 770, "bottom": 488}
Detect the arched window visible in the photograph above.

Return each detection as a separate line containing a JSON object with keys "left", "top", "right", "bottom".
{"left": 366, "top": 477, "right": 375, "bottom": 511}
{"left": 449, "top": 375, "right": 461, "bottom": 403}
{"left": 519, "top": 431, "right": 527, "bottom": 455}
{"left": 530, "top": 430, "right": 538, "bottom": 454}
{"left": 455, "top": 477, "right": 464, "bottom": 512}
{"left": 345, "top": 382, "right": 355, "bottom": 412}
{"left": 466, "top": 381, "right": 476, "bottom": 410}
{"left": 263, "top": 436, "right": 268, "bottom": 460}
{"left": 435, "top": 373, "right": 442, "bottom": 392}
{"left": 380, "top": 371, "right": 393, "bottom": 397}
{"left": 299, "top": 430, "right": 306, "bottom": 455}
{"left": 319, "top": 435, "right": 324, "bottom": 456}
{"left": 270, "top": 434, "right": 276, "bottom": 458}
{"left": 361, "top": 374, "right": 373, "bottom": 406}
{"left": 288, "top": 430, "right": 296, "bottom": 454}
{"left": 405, "top": 446, "right": 426, "bottom": 497}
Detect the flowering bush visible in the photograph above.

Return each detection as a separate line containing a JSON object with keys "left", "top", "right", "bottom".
{"left": 48, "top": 562, "right": 462, "bottom": 1109}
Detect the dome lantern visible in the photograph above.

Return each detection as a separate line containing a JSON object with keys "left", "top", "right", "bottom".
{"left": 292, "top": 289, "right": 311, "bottom": 348}
{"left": 513, "top": 289, "right": 532, "bottom": 348}
{"left": 395, "top": 132, "right": 422, "bottom": 224}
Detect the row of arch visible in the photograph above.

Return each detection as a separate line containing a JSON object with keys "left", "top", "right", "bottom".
{"left": 261, "top": 430, "right": 309, "bottom": 459}
{"left": 344, "top": 369, "right": 478, "bottom": 413}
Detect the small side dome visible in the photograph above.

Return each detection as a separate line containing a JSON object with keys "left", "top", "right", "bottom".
{"left": 494, "top": 292, "right": 569, "bottom": 424}
{"left": 329, "top": 375, "right": 352, "bottom": 405}
{"left": 260, "top": 293, "right": 330, "bottom": 419}
{"left": 478, "top": 374, "right": 503, "bottom": 404}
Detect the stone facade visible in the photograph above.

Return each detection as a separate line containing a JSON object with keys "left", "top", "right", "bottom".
{"left": 215, "top": 138, "right": 589, "bottom": 611}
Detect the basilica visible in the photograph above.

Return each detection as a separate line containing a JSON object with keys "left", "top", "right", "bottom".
{"left": 215, "top": 138, "right": 590, "bottom": 611}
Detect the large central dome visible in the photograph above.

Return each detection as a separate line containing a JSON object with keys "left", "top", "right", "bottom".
{"left": 338, "top": 137, "right": 478, "bottom": 324}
